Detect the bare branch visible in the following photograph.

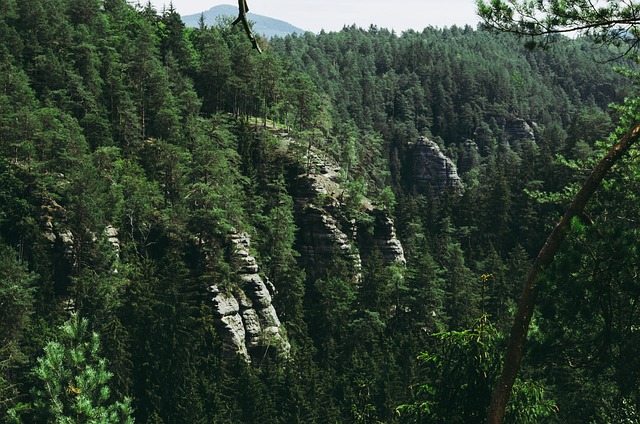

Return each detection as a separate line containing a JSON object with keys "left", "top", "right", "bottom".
{"left": 232, "top": 0, "right": 262, "bottom": 53}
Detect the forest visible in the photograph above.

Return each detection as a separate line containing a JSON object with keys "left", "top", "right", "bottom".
{"left": 1, "top": 0, "right": 640, "bottom": 422}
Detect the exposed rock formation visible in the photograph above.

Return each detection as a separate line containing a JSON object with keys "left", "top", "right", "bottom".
{"left": 358, "top": 209, "right": 406, "bottom": 267}
{"left": 459, "top": 139, "right": 480, "bottom": 174}
{"left": 39, "top": 199, "right": 76, "bottom": 297}
{"left": 210, "top": 286, "right": 248, "bottom": 357}
{"left": 504, "top": 118, "right": 535, "bottom": 143}
{"left": 43, "top": 223, "right": 74, "bottom": 253}
{"left": 294, "top": 202, "right": 361, "bottom": 282}
{"left": 408, "top": 136, "right": 461, "bottom": 193}
{"left": 105, "top": 225, "right": 120, "bottom": 251}
{"left": 209, "top": 232, "right": 290, "bottom": 361}
{"left": 289, "top": 153, "right": 405, "bottom": 283}
{"left": 290, "top": 162, "right": 362, "bottom": 282}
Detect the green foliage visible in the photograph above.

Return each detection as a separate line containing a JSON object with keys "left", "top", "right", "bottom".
{"left": 378, "top": 186, "right": 396, "bottom": 213}
{"left": 0, "top": 244, "right": 37, "bottom": 416}
{"left": 477, "top": 0, "right": 640, "bottom": 49}
{"left": 532, "top": 147, "right": 640, "bottom": 421}
{"left": 398, "top": 317, "right": 556, "bottom": 423}
{"left": 0, "top": 159, "right": 30, "bottom": 239}
{"left": 0, "top": 1, "right": 637, "bottom": 422}
{"left": 109, "top": 158, "right": 162, "bottom": 247}
{"left": 9, "top": 313, "right": 133, "bottom": 423}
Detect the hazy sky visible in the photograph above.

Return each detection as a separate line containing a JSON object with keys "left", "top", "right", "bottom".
{"left": 146, "top": 0, "right": 481, "bottom": 33}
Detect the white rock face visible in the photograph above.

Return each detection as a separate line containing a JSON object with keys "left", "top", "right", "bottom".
{"left": 209, "top": 232, "right": 290, "bottom": 361}
{"left": 220, "top": 314, "right": 248, "bottom": 358}
{"left": 105, "top": 225, "right": 120, "bottom": 250}
{"left": 367, "top": 210, "right": 406, "bottom": 266}
{"left": 242, "top": 308, "right": 261, "bottom": 348}
{"left": 211, "top": 291, "right": 240, "bottom": 317}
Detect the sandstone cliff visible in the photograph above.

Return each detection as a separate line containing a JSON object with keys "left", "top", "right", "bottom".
{"left": 504, "top": 117, "right": 536, "bottom": 143}
{"left": 287, "top": 140, "right": 406, "bottom": 284}
{"left": 209, "top": 231, "right": 290, "bottom": 361}
{"left": 407, "top": 136, "right": 461, "bottom": 193}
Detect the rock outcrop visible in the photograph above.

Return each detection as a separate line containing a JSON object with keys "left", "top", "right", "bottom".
{"left": 289, "top": 150, "right": 405, "bottom": 283}
{"left": 294, "top": 201, "right": 362, "bottom": 282}
{"left": 358, "top": 209, "right": 406, "bottom": 267}
{"left": 209, "top": 232, "right": 290, "bottom": 361}
{"left": 286, "top": 148, "right": 362, "bottom": 282}
{"left": 459, "top": 139, "right": 480, "bottom": 174}
{"left": 504, "top": 117, "right": 536, "bottom": 143}
{"left": 105, "top": 225, "right": 120, "bottom": 251}
{"left": 408, "top": 136, "right": 461, "bottom": 193}
{"left": 39, "top": 199, "right": 76, "bottom": 298}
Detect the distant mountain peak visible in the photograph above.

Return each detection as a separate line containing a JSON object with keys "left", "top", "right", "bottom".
{"left": 181, "top": 4, "right": 307, "bottom": 38}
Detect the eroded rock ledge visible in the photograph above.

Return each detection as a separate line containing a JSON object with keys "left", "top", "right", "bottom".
{"left": 289, "top": 155, "right": 406, "bottom": 284}
{"left": 209, "top": 232, "right": 290, "bottom": 361}
{"left": 358, "top": 209, "right": 406, "bottom": 267}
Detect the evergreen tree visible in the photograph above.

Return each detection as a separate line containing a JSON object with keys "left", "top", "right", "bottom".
{"left": 0, "top": 244, "right": 37, "bottom": 417}
{"left": 9, "top": 313, "right": 133, "bottom": 423}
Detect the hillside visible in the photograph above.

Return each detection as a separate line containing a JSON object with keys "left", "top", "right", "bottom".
{"left": 181, "top": 4, "right": 307, "bottom": 37}
{"left": 1, "top": 1, "right": 640, "bottom": 422}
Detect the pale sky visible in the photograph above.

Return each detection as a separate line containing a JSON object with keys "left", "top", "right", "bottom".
{"left": 146, "top": 0, "right": 481, "bottom": 33}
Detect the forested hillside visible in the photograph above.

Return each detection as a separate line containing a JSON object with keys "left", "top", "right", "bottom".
{"left": 1, "top": 0, "right": 640, "bottom": 422}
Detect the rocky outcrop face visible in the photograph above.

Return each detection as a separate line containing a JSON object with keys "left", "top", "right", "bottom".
{"left": 43, "top": 224, "right": 74, "bottom": 256}
{"left": 209, "top": 232, "right": 290, "bottom": 361}
{"left": 290, "top": 163, "right": 405, "bottom": 283}
{"left": 505, "top": 118, "right": 535, "bottom": 143}
{"left": 278, "top": 133, "right": 406, "bottom": 304}
{"left": 408, "top": 136, "right": 461, "bottom": 193}
{"left": 459, "top": 140, "right": 480, "bottom": 174}
{"left": 289, "top": 160, "right": 363, "bottom": 282}
{"left": 39, "top": 199, "right": 76, "bottom": 299}
{"left": 295, "top": 202, "right": 362, "bottom": 282}
{"left": 358, "top": 209, "right": 406, "bottom": 267}
{"left": 40, "top": 199, "right": 124, "bottom": 310}
{"left": 105, "top": 225, "right": 120, "bottom": 251}
{"left": 210, "top": 287, "right": 248, "bottom": 358}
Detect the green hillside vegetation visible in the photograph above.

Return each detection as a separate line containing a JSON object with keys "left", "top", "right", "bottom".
{"left": 1, "top": 0, "right": 640, "bottom": 422}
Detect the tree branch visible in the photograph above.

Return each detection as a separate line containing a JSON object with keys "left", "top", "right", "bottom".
{"left": 477, "top": 0, "right": 640, "bottom": 52}
{"left": 487, "top": 120, "right": 640, "bottom": 423}
{"left": 232, "top": 0, "right": 262, "bottom": 53}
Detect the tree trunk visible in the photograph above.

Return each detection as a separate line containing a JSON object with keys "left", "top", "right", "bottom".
{"left": 487, "top": 121, "right": 640, "bottom": 424}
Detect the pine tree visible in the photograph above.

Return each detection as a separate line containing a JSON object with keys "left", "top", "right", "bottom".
{"left": 9, "top": 313, "right": 134, "bottom": 423}
{"left": 0, "top": 244, "right": 37, "bottom": 417}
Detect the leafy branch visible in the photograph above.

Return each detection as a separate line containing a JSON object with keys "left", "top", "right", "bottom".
{"left": 477, "top": 0, "right": 640, "bottom": 52}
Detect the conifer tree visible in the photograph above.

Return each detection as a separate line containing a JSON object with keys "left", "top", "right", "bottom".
{"left": 9, "top": 313, "right": 133, "bottom": 423}
{"left": 0, "top": 244, "right": 36, "bottom": 417}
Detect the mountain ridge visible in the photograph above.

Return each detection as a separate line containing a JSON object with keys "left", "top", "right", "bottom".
{"left": 181, "top": 4, "right": 307, "bottom": 38}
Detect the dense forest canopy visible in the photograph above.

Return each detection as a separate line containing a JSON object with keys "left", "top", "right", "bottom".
{"left": 2, "top": 0, "right": 640, "bottom": 422}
